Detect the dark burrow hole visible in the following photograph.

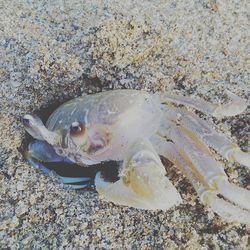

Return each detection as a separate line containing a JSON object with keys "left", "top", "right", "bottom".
{"left": 19, "top": 83, "right": 120, "bottom": 190}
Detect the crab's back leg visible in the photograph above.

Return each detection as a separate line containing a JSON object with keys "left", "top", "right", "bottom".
{"left": 152, "top": 135, "right": 250, "bottom": 224}
{"left": 151, "top": 136, "right": 203, "bottom": 191}
{"left": 162, "top": 119, "right": 250, "bottom": 210}
{"left": 95, "top": 138, "right": 182, "bottom": 210}
{"left": 202, "top": 192, "right": 250, "bottom": 224}
{"left": 162, "top": 107, "right": 250, "bottom": 168}
{"left": 159, "top": 90, "right": 247, "bottom": 118}
{"left": 25, "top": 140, "right": 93, "bottom": 189}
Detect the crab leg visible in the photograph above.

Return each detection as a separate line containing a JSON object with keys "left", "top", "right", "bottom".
{"left": 202, "top": 191, "right": 250, "bottom": 224}
{"left": 151, "top": 136, "right": 203, "bottom": 191}
{"left": 158, "top": 120, "right": 226, "bottom": 185}
{"left": 152, "top": 135, "right": 250, "bottom": 224}
{"left": 25, "top": 140, "right": 92, "bottom": 189}
{"left": 158, "top": 90, "right": 247, "bottom": 118}
{"left": 168, "top": 121, "right": 250, "bottom": 210}
{"left": 162, "top": 107, "right": 250, "bottom": 168}
{"left": 157, "top": 112, "right": 250, "bottom": 218}
{"left": 95, "top": 138, "right": 182, "bottom": 210}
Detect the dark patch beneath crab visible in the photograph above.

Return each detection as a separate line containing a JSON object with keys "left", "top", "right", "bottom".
{"left": 39, "top": 160, "right": 120, "bottom": 186}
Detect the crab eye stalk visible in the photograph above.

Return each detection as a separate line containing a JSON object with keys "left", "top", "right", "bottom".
{"left": 22, "top": 117, "right": 31, "bottom": 127}
{"left": 70, "top": 121, "right": 85, "bottom": 137}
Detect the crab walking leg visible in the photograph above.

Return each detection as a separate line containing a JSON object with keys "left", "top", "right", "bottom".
{"left": 162, "top": 107, "right": 250, "bottom": 168}
{"left": 95, "top": 138, "right": 182, "bottom": 210}
{"left": 158, "top": 90, "right": 247, "bottom": 118}
{"left": 158, "top": 120, "right": 250, "bottom": 210}
{"left": 25, "top": 140, "right": 92, "bottom": 189}
{"left": 152, "top": 135, "right": 250, "bottom": 224}
{"left": 151, "top": 136, "right": 204, "bottom": 191}
{"left": 201, "top": 192, "right": 250, "bottom": 224}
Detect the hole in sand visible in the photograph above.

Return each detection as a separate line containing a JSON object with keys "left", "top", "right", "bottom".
{"left": 19, "top": 88, "right": 120, "bottom": 189}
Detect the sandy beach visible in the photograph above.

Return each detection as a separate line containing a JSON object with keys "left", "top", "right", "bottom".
{"left": 0, "top": 0, "right": 249, "bottom": 249}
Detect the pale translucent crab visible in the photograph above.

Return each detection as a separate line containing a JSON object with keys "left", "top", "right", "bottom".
{"left": 23, "top": 89, "right": 250, "bottom": 224}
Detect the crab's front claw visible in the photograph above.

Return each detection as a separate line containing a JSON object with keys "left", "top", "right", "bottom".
{"left": 26, "top": 140, "right": 70, "bottom": 163}
{"left": 95, "top": 139, "right": 182, "bottom": 210}
{"left": 25, "top": 140, "right": 93, "bottom": 189}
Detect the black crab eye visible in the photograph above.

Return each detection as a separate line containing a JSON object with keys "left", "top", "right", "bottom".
{"left": 70, "top": 121, "right": 85, "bottom": 136}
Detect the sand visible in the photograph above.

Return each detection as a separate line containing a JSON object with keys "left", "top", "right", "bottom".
{"left": 0, "top": 0, "right": 249, "bottom": 249}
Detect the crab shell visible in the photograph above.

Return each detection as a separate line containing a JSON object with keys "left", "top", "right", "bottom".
{"left": 46, "top": 90, "right": 162, "bottom": 163}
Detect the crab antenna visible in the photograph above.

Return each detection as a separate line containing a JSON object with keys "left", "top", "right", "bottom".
{"left": 23, "top": 114, "right": 61, "bottom": 145}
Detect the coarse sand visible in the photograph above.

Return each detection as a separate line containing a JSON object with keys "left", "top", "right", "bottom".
{"left": 0, "top": 0, "right": 249, "bottom": 249}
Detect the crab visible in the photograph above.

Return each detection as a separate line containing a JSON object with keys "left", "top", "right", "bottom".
{"left": 23, "top": 89, "right": 250, "bottom": 224}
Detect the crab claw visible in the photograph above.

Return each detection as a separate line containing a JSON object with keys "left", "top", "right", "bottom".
{"left": 95, "top": 139, "right": 182, "bottom": 210}
{"left": 25, "top": 140, "right": 93, "bottom": 189}
{"left": 25, "top": 140, "right": 71, "bottom": 163}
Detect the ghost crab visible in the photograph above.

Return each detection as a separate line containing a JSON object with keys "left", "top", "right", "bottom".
{"left": 23, "top": 89, "right": 250, "bottom": 224}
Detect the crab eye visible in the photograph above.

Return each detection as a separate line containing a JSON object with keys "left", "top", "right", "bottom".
{"left": 70, "top": 121, "right": 85, "bottom": 136}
